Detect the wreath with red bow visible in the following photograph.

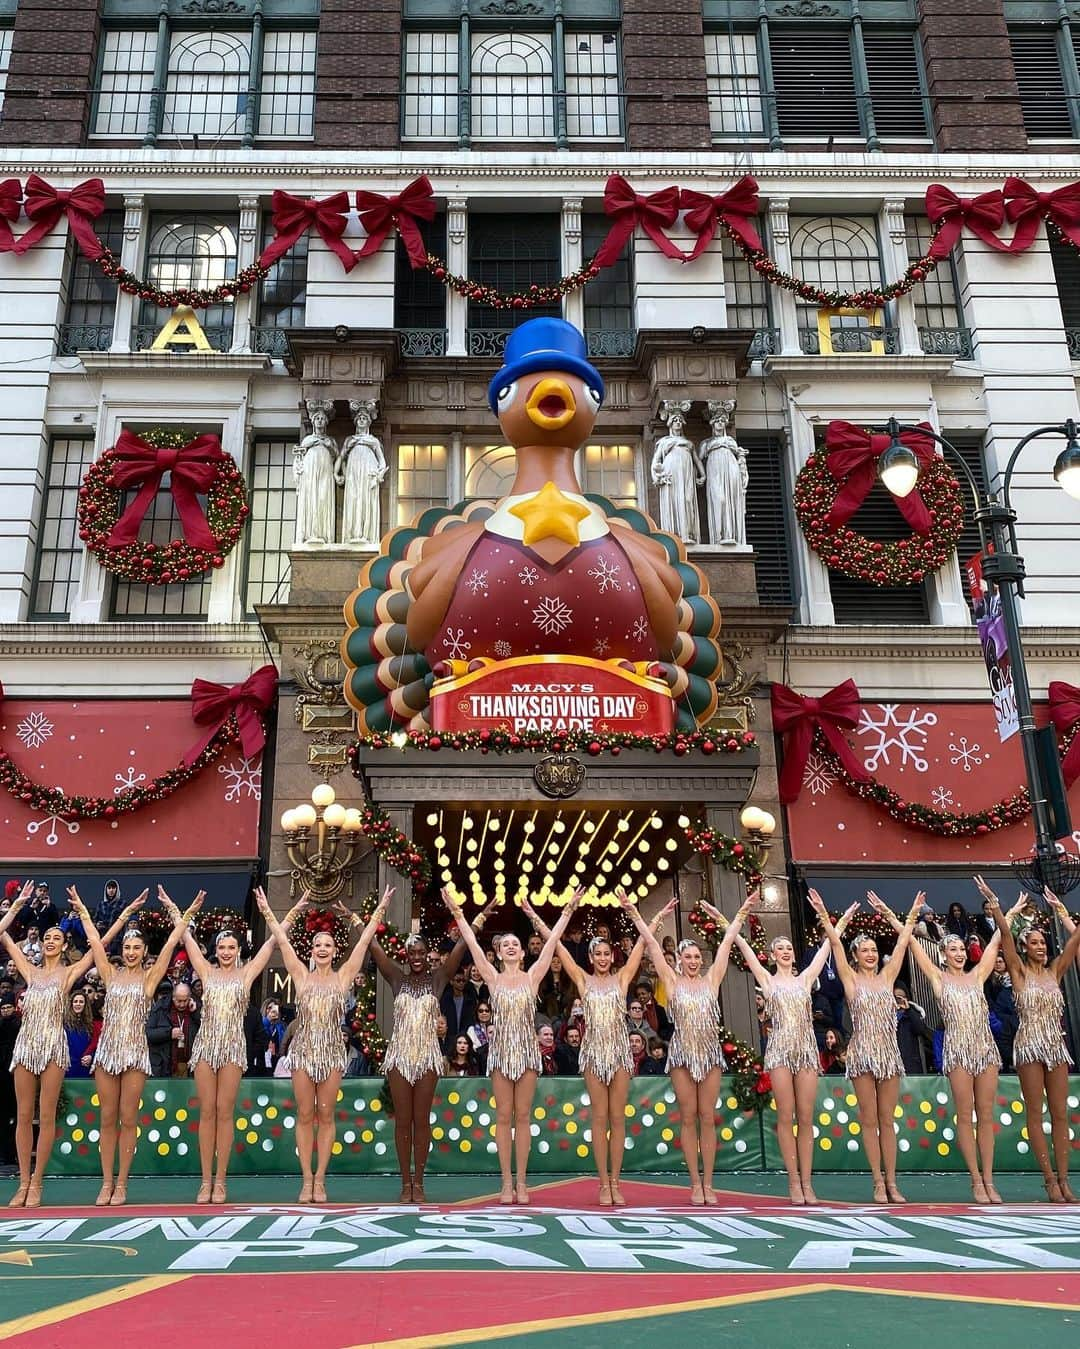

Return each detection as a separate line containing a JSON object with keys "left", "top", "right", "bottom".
{"left": 793, "top": 422, "right": 965, "bottom": 587}
{"left": 77, "top": 428, "right": 249, "bottom": 585}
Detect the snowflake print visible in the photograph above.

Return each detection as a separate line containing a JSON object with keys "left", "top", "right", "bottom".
{"left": 518, "top": 565, "right": 540, "bottom": 586}
{"left": 26, "top": 790, "right": 81, "bottom": 847}
{"left": 802, "top": 753, "right": 836, "bottom": 797}
{"left": 16, "top": 711, "right": 54, "bottom": 750}
{"left": 493, "top": 639, "right": 512, "bottom": 659}
{"left": 114, "top": 766, "right": 147, "bottom": 795}
{"left": 949, "top": 736, "right": 983, "bottom": 773}
{"left": 219, "top": 757, "right": 262, "bottom": 803}
{"left": 442, "top": 627, "right": 472, "bottom": 660}
{"left": 593, "top": 637, "right": 611, "bottom": 657}
{"left": 931, "top": 786, "right": 956, "bottom": 810}
{"left": 857, "top": 703, "right": 938, "bottom": 773}
{"left": 587, "top": 554, "right": 622, "bottom": 594}
{"left": 626, "top": 616, "right": 649, "bottom": 644}
{"left": 466, "top": 568, "right": 489, "bottom": 596}
{"left": 532, "top": 595, "right": 574, "bottom": 636}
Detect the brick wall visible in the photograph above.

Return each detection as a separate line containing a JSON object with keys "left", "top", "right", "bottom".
{"left": 0, "top": 0, "right": 101, "bottom": 148}
{"left": 917, "top": 0, "right": 1029, "bottom": 152}
{"left": 621, "top": 0, "right": 712, "bottom": 151}
{"left": 314, "top": 0, "right": 402, "bottom": 149}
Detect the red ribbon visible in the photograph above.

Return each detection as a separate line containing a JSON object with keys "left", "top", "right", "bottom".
{"left": 1004, "top": 177, "right": 1080, "bottom": 253}
{"left": 182, "top": 665, "right": 279, "bottom": 768}
{"left": 592, "top": 174, "right": 685, "bottom": 269}
{"left": 13, "top": 175, "right": 107, "bottom": 259}
{"left": 823, "top": 421, "right": 938, "bottom": 534}
{"left": 257, "top": 190, "right": 356, "bottom": 273}
{"left": 105, "top": 431, "right": 226, "bottom": 551}
{"left": 0, "top": 179, "right": 21, "bottom": 253}
{"left": 1049, "top": 680, "right": 1080, "bottom": 787}
{"left": 680, "top": 176, "right": 763, "bottom": 261}
{"left": 924, "top": 185, "right": 1010, "bottom": 261}
{"left": 771, "top": 680, "right": 871, "bottom": 805}
{"left": 354, "top": 175, "right": 436, "bottom": 269}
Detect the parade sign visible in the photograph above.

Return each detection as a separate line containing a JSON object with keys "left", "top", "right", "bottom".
{"left": 965, "top": 551, "right": 1018, "bottom": 743}
{"left": 429, "top": 655, "right": 675, "bottom": 736}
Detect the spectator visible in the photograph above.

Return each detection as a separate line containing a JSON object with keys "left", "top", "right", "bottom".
{"left": 819, "top": 1027, "right": 848, "bottom": 1076}
{"left": 20, "top": 927, "right": 43, "bottom": 968}
{"left": 973, "top": 898, "right": 997, "bottom": 948}
{"left": 642, "top": 1035, "right": 667, "bottom": 1075}
{"left": 915, "top": 905, "right": 945, "bottom": 943}
{"left": 262, "top": 998, "right": 286, "bottom": 1072}
{"left": 626, "top": 998, "right": 651, "bottom": 1039}
{"left": 439, "top": 966, "right": 479, "bottom": 1052}
{"left": 564, "top": 997, "right": 585, "bottom": 1043}
{"left": 945, "top": 903, "right": 972, "bottom": 941}
{"left": 59, "top": 904, "right": 88, "bottom": 954}
{"left": 631, "top": 981, "right": 672, "bottom": 1040}
{"left": 563, "top": 919, "right": 588, "bottom": 970}
{"left": 24, "top": 883, "right": 59, "bottom": 940}
{"left": 0, "top": 991, "right": 17, "bottom": 1168}
{"left": 145, "top": 980, "right": 175, "bottom": 1077}
{"left": 986, "top": 953, "right": 1018, "bottom": 1070}
{"left": 466, "top": 959, "right": 490, "bottom": 1007}
{"left": 894, "top": 983, "right": 933, "bottom": 1073}
{"left": 537, "top": 1023, "right": 559, "bottom": 1076}
{"left": 94, "top": 879, "right": 128, "bottom": 940}
{"left": 167, "top": 982, "right": 200, "bottom": 1077}
{"left": 537, "top": 954, "right": 574, "bottom": 1023}
{"left": 344, "top": 1029, "right": 370, "bottom": 1078}
{"left": 556, "top": 1024, "right": 581, "bottom": 1075}
{"left": 244, "top": 999, "right": 269, "bottom": 1075}
{"left": 810, "top": 987, "right": 835, "bottom": 1049}
{"left": 435, "top": 1012, "right": 448, "bottom": 1047}
{"left": 802, "top": 925, "right": 846, "bottom": 1033}
{"left": 523, "top": 932, "right": 544, "bottom": 970}
{"left": 628, "top": 1029, "right": 648, "bottom": 1075}
{"left": 65, "top": 990, "right": 97, "bottom": 1078}
{"left": 444, "top": 1034, "right": 478, "bottom": 1077}
{"left": 466, "top": 1002, "right": 492, "bottom": 1074}
{"left": 755, "top": 989, "right": 772, "bottom": 1056}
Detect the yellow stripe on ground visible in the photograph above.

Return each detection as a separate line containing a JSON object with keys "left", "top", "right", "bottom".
{"left": 0, "top": 1273, "right": 189, "bottom": 1341}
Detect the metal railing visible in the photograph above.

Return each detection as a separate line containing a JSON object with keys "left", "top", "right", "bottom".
{"left": 131, "top": 324, "right": 233, "bottom": 353}
{"left": 585, "top": 329, "right": 636, "bottom": 358}
{"left": 747, "top": 327, "right": 781, "bottom": 359}
{"left": 250, "top": 326, "right": 291, "bottom": 358}
{"left": 918, "top": 326, "right": 974, "bottom": 360}
{"left": 399, "top": 328, "right": 447, "bottom": 357}
{"left": 1067, "top": 329, "right": 1080, "bottom": 360}
{"left": 799, "top": 325, "right": 901, "bottom": 356}
{"left": 57, "top": 323, "right": 114, "bottom": 356}
{"left": 467, "top": 328, "right": 509, "bottom": 359}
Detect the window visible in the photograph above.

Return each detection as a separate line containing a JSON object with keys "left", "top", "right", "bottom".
{"left": 258, "top": 30, "right": 316, "bottom": 138}
{"left": 906, "top": 213, "right": 969, "bottom": 357}
{"left": 722, "top": 228, "right": 774, "bottom": 355}
{"left": 29, "top": 438, "right": 95, "bottom": 620}
{"left": 60, "top": 210, "right": 124, "bottom": 355}
{"left": 402, "top": 30, "right": 459, "bottom": 140}
{"left": 396, "top": 444, "right": 449, "bottom": 525}
{"left": 790, "top": 216, "right": 889, "bottom": 354}
{"left": 565, "top": 32, "right": 620, "bottom": 139}
{"left": 771, "top": 28, "right": 861, "bottom": 140}
{"left": 704, "top": 31, "right": 764, "bottom": 139}
{"left": 94, "top": 29, "right": 157, "bottom": 137}
{"left": 581, "top": 444, "right": 638, "bottom": 509}
{"left": 861, "top": 31, "right": 928, "bottom": 138}
{"left": 164, "top": 29, "right": 250, "bottom": 140}
{"left": 465, "top": 443, "right": 517, "bottom": 500}
{"left": 467, "top": 213, "right": 561, "bottom": 355}
{"left": 947, "top": 435, "right": 990, "bottom": 598}
{"left": 583, "top": 212, "right": 634, "bottom": 356}
{"left": 1009, "top": 28, "right": 1074, "bottom": 138}
{"left": 135, "top": 214, "right": 238, "bottom": 352}
{"left": 244, "top": 439, "right": 296, "bottom": 612}
{"left": 742, "top": 434, "right": 793, "bottom": 607}
{"left": 1050, "top": 234, "right": 1080, "bottom": 354}
{"left": 395, "top": 214, "right": 448, "bottom": 354}
{"left": 0, "top": 26, "right": 13, "bottom": 118}
{"left": 472, "top": 31, "right": 554, "bottom": 140}
{"left": 256, "top": 216, "right": 307, "bottom": 356}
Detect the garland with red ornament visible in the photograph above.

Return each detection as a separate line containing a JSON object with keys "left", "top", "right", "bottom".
{"left": 97, "top": 251, "right": 270, "bottom": 311}
{"left": 358, "top": 803, "right": 433, "bottom": 893}
{"left": 423, "top": 253, "right": 601, "bottom": 311}
{"left": 193, "top": 905, "right": 250, "bottom": 953}
{"left": 718, "top": 1027, "right": 772, "bottom": 1113}
{"left": 350, "top": 727, "right": 756, "bottom": 760}
{"left": 682, "top": 822, "right": 766, "bottom": 976}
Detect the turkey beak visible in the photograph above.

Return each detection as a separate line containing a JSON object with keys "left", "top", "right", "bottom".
{"left": 525, "top": 378, "right": 576, "bottom": 429}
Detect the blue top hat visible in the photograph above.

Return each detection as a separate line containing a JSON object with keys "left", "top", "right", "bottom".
{"left": 488, "top": 317, "right": 605, "bottom": 413}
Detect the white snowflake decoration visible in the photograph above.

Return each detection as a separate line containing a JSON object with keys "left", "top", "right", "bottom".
{"left": 532, "top": 595, "right": 573, "bottom": 636}
{"left": 466, "top": 568, "right": 489, "bottom": 596}
{"left": 518, "top": 565, "right": 540, "bottom": 587}
{"left": 949, "top": 736, "right": 983, "bottom": 773}
{"left": 16, "top": 712, "right": 54, "bottom": 750}
{"left": 442, "top": 627, "right": 472, "bottom": 660}
{"left": 593, "top": 637, "right": 611, "bottom": 657}
{"left": 931, "top": 786, "right": 956, "bottom": 811}
{"left": 493, "top": 639, "right": 512, "bottom": 659}
{"left": 857, "top": 703, "right": 938, "bottom": 773}
{"left": 26, "top": 789, "right": 81, "bottom": 847}
{"left": 114, "top": 766, "right": 147, "bottom": 795}
{"left": 626, "top": 616, "right": 649, "bottom": 644}
{"left": 587, "top": 554, "right": 622, "bottom": 593}
{"left": 219, "top": 757, "right": 262, "bottom": 804}
{"left": 802, "top": 753, "right": 836, "bottom": 797}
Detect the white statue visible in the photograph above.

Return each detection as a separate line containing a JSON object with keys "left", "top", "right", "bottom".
{"left": 650, "top": 400, "right": 701, "bottom": 545}
{"left": 699, "top": 399, "right": 748, "bottom": 546}
{"left": 293, "top": 399, "right": 337, "bottom": 547}
{"left": 336, "top": 399, "right": 388, "bottom": 548}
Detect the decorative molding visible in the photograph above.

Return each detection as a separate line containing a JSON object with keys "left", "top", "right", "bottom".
{"left": 477, "top": 0, "right": 542, "bottom": 12}
{"left": 180, "top": 0, "right": 245, "bottom": 11}
{"left": 774, "top": 0, "right": 839, "bottom": 14}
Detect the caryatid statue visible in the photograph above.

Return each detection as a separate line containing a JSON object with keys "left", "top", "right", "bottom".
{"left": 699, "top": 399, "right": 748, "bottom": 546}
{"left": 336, "top": 399, "right": 388, "bottom": 548}
{"left": 293, "top": 398, "right": 337, "bottom": 547}
{"left": 649, "top": 399, "right": 701, "bottom": 545}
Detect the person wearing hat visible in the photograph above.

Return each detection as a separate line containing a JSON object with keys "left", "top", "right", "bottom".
{"left": 25, "top": 884, "right": 59, "bottom": 939}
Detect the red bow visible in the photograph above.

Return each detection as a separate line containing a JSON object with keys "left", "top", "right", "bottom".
{"left": 1004, "top": 177, "right": 1080, "bottom": 253}
{"left": 354, "top": 175, "right": 436, "bottom": 269}
{"left": 0, "top": 179, "right": 21, "bottom": 253}
{"left": 592, "top": 174, "right": 685, "bottom": 269}
{"left": 680, "top": 176, "right": 763, "bottom": 262}
{"left": 1049, "top": 680, "right": 1080, "bottom": 787}
{"left": 182, "top": 665, "right": 279, "bottom": 768}
{"left": 13, "top": 175, "right": 107, "bottom": 259}
{"left": 771, "top": 680, "right": 871, "bottom": 805}
{"left": 105, "top": 430, "right": 227, "bottom": 551}
{"left": 823, "top": 421, "right": 938, "bottom": 534}
{"left": 257, "top": 190, "right": 356, "bottom": 273}
{"left": 924, "top": 185, "right": 1009, "bottom": 261}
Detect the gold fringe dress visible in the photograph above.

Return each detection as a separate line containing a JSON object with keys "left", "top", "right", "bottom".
{"left": 845, "top": 983, "right": 904, "bottom": 1079}
{"left": 939, "top": 978, "right": 1001, "bottom": 1075}
{"left": 1013, "top": 978, "right": 1073, "bottom": 1070}
{"left": 93, "top": 976, "right": 151, "bottom": 1075}
{"left": 487, "top": 981, "right": 542, "bottom": 1080}
{"left": 188, "top": 969, "right": 247, "bottom": 1072}
{"left": 289, "top": 979, "right": 347, "bottom": 1082}
{"left": 763, "top": 980, "right": 820, "bottom": 1074}
{"left": 579, "top": 979, "right": 633, "bottom": 1083}
{"left": 10, "top": 970, "right": 68, "bottom": 1074}
{"left": 383, "top": 977, "right": 444, "bottom": 1084}
{"left": 666, "top": 979, "right": 724, "bottom": 1082}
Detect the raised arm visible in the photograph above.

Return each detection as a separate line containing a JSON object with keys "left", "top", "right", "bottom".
{"left": 441, "top": 888, "right": 500, "bottom": 985}
{"left": 977, "top": 875, "right": 1024, "bottom": 984}
{"left": 619, "top": 898, "right": 677, "bottom": 993}
{"left": 807, "top": 888, "right": 858, "bottom": 996}
{"left": 803, "top": 902, "right": 860, "bottom": 986}
{"left": 882, "top": 891, "right": 922, "bottom": 983}
{"left": 177, "top": 894, "right": 214, "bottom": 983}
{"left": 526, "top": 893, "right": 581, "bottom": 992}
{"left": 254, "top": 887, "right": 307, "bottom": 986}
{"left": 973, "top": 928, "right": 1003, "bottom": 982}
{"left": 437, "top": 896, "right": 498, "bottom": 995}
{"left": 243, "top": 935, "right": 279, "bottom": 990}
{"left": 369, "top": 937, "right": 405, "bottom": 989}
{"left": 145, "top": 890, "right": 204, "bottom": 993}
{"left": 65, "top": 887, "right": 112, "bottom": 982}
{"left": 339, "top": 886, "right": 393, "bottom": 986}
{"left": 66, "top": 891, "right": 148, "bottom": 986}
{"left": 707, "top": 897, "right": 752, "bottom": 990}
{"left": 617, "top": 887, "right": 675, "bottom": 994}
{"left": 520, "top": 896, "right": 586, "bottom": 995}
{"left": 699, "top": 896, "right": 771, "bottom": 991}
{"left": 0, "top": 881, "right": 32, "bottom": 939}
{"left": 868, "top": 891, "right": 940, "bottom": 992}
{"left": 1050, "top": 903, "right": 1080, "bottom": 982}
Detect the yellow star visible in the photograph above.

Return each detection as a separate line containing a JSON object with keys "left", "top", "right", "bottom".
{"left": 508, "top": 481, "right": 591, "bottom": 547}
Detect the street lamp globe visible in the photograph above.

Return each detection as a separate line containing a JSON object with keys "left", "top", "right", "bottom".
{"left": 1053, "top": 438, "right": 1080, "bottom": 501}
{"left": 878, "top": 436, "right": 921, "bottom": 498}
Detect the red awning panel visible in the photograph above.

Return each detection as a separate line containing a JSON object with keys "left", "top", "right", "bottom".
{"left": 0, "top": 699, "right": 262, "bottom": 862}
{"left": 785, "top": 699, "right": 1080, "bottom": 864}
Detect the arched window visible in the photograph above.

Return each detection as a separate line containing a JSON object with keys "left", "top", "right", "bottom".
{"left": 164, "top": 30, "right": 250, "bottom": 139}
{"left": 464, "top": 443, "right": 518, "bottom": 500}
{"left": 789, "top": 216, "right": 887, "bottom": 354}
{"left": 135, "top": 214, "right": 239, "bottom": 352}
{"left": 471, "top": 32, "right": 554, "bottom": 140}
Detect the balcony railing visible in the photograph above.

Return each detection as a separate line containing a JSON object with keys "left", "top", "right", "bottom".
{"left": 57, "top": 323, "right": 114, "bottom": 356}
{"left": 918, "top": 326, "right": 973, "bottom": 360}
{"left": 1067, "top": 329, "right": 1080, "bottom": 360}
{"left": 250, "top": 326, "right": 291, "bottom": 359}
{"left": 131, "top": 324, "right": 233, "bottom": 353}
{"left": 467, "top": 328, "right": 509, "bottom": 359}
{"left": 585, "top": 329, "right": 636, "bottom": 358}
{"left": 399, "top": 328, "right": 447, "bottom": 357}
{"left": 748, "top": 327, "right": 781, "bottom": 359}
{"left": 799, "top": 325, "right": 901, "bottom": 356}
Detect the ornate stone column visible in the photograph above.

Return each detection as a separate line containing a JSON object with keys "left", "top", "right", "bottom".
{"left": 446, "top": 198, "right": 468, "bottom": 357}
{"left": 882, "top": 197, "right": 922, "bottom": 356}
{"left": 561, "top": 196, "right": 584, "bottom": 330}
{"left": 110, "top": 194, "right": 145, "bottom": 353}
{"left": 767, "top": 198, "right": 800, "bottom": 356}
{"left": 231, "top": 195, "right": 260, "bottom": 354}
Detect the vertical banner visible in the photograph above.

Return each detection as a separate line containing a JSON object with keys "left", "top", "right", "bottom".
{"left": 965, "top": 551, "right": 1018, "bottom": 743}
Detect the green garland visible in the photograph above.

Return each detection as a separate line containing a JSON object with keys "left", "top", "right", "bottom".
{"left": 350, "top": 727, "right": 757, "bottom": 760}
{"left": 358, "top": 803, "right": 433, "bottom": 892}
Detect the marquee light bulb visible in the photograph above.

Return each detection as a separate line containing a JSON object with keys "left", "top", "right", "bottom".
{"left": 583, "top": 820, "right": 596, "bottom": 834}
{"left": 677, "top": 814, "right": 690, "bottom": 829}
{"left": 601, "top": 860, "right": 613, "bottom": 873}
{"left": 649, "top": 815, "right": 663, "bottom": 829}
{"left": 462, "top": 815, "right": 474, "bottom": 830}
{"left": 548, "top": 842, "right": 560, "bottom": 855}
{"left": 645, "top": 872, "right": 658, "bottom": 886}
{"left": 657, "top": 858, "right": 670, "bottom": 871}
{"left": 426, "top": 812, "right": 439, "bottom": 827}
{"left": 438, "top": 853, "right": 450, "bottom": 867}
{"left": 522, "top": 861, "right": 534, "bottom": 873}
{"left": 637, "top": 839, "right": 650, "bottom": 852}
{"left": 665, "top": 838, "right": 679, "bottom": 852}
{"left": 494, "top": 858, "right": 505, "bottom": 872}
{"left": 630, "top": 859, "right": 642, "bottom": 872}
{"left": 607, "top": 842, "right": 619, "bottom": 856}
{"left": 553, "top": 819, "right": 566, "bottom": 833}
{"left": 489, "top": 818, "right": 501, "bottom": 831}
{"left": 522, "top": 843, "right": 534, "bottom": 856}
{"left": 617, "top": 819, "right": 630, "bottom": 832}
{"left": 466, "top": 837, "right": 478, "bottom": 852}
{"left": 522, "top": 820, "right": 535, "bottom": 834}
{"left": 494, "top": 840, "right": 506, "bottom": 854}
{"left": 434, "top": 835, "right": 446, "bottom": 849}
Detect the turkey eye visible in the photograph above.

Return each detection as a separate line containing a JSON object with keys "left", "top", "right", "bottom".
{"left": 583, "top": 386, "right": 602, "bottom": 411}
{"left": 496, "top": 382, "right": 517, "bottom": 405}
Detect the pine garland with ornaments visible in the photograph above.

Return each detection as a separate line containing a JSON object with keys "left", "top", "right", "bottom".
{"left": 96, "top": 249, "right": 270, "bottom": 311}
{"left": 423, "top": 253, "right": 600, "bottom": 310}
{"left": 719, "top": 1028, "right": 773, "bottom": 1113}
{"left": 193, "top": 905, "right": 249, "bottom": 954}
{"left": 350, "top": 727, "right": 757, "bottom": 760}
{"left": 357, "top": 803, "right": 433, "bottom": 893}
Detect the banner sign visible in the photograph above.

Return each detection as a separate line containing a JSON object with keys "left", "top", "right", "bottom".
{"left": 965, "top": 551, "right": 1018, "bottom": 743}
{"left": 429, "top": 655, "right": 675, "bottom": 736}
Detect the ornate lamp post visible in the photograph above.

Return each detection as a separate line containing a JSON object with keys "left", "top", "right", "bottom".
{"left": 280, "top": 782, "right": 365, "bottom": 901}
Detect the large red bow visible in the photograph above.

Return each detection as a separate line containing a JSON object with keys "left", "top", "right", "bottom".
{"left": 823, "top": 421, "right": 938, "bottom": 534}
{"left": 771, "top": 680, "right": 871, "bottom": 805}
{"left": 0, "top": 179, "right": 21, "bottom": 253}
{"left": 105, "top": 430, "right": 227, "bottom": 551}
{"left": 354, "top": 175, "right": 436, "bottom": 269}
{"left": 924, "top": 185, "right": 1009, "bottom": 261}
{"left": 592, "top": 174, "right": 685, "bottom": 269}
{"left": 257, "top": 190, "right": 356, "bottom": 273}
{"left": 1049, "top": 680, "right": 1080, "bottom": 787}
{"left": 182, "top": 665, "right": 279, "bottom": 768}
{"left": 680, "top": 176, "right": 763, "bottom": 262}
{"left": 13, "top": 175, "right": 107, "bottom": 259}
{"left": 1004, "top": 177, "right": 1080, "bottom": 253}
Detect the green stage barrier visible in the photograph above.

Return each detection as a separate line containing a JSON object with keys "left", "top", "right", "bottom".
{"left": 47, "top": 1073, "right": 1079, "bottom": 1175}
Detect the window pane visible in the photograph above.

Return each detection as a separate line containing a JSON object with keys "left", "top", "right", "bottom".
{"left": 1009, "top": 30, "right": 1072, "bottom": 138}
{"left": 30, "top": 438, "right": 95, "bottom": 619}
{"left": 906, "top": 213, "right": 962, "bottom": 331}
{"left": 60, "top": 210, "right": 124, "bottom": 355}
{"left": 396, "top": 443, "right": 448, "bottom": 524}
{"left": 471, "top": 31, "right": 553, "bottom": 140}
{"left": 704, "top": 31, "right": 763, "bottom": 138}
{"left": 582, "top": 212, "right": 633, "bottom": 343}
{"left": 790, "top": 215, "right": 882, "bottom": 352}
{"left": 741, "top": 434, "right": 793, "bottom": 607}
{"left": 0, "top": 27, "right": 13, "bottom": 118}
{"left": 258, "top": 30, "right": 316, "bottom": 139}
{"left": 863, "top": 30, "right": 928, "bottom": 138}
{"left": 244, "top": 439, "right": 295, "bottom": 611}
{"left": 771, "top": 29, "right": 860, "bottom": 139}
{"left": 164, "top": 29, "right": 250, "bottom": 140}
{"left": 258, "top": 214, "right": 308, "bottom": 328}
{"left": 93, "top": 29, "right": 156, "bottom": 137}
{"left": 467, "top": 213, "right": 561, "bottom": 344}
{"left": 402, "top": 29, "right": 459, "bottom": 140}
{"left": 464, "top": 443, "right": 517, "bottom": 500}
{"left": 722, "top": 227, "right": 772, "bottom": 342}
{"left": 565, "top": 31, "right": 621, "bottom": 139}
{"left": 581, "top": 443, "right": 638, "bottom": 509}
{"left": 136, "top": 213, "right": 239, "bottom": 351}
{"left": 1050, "top": 234, "right": 1080, "bottom": 329}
